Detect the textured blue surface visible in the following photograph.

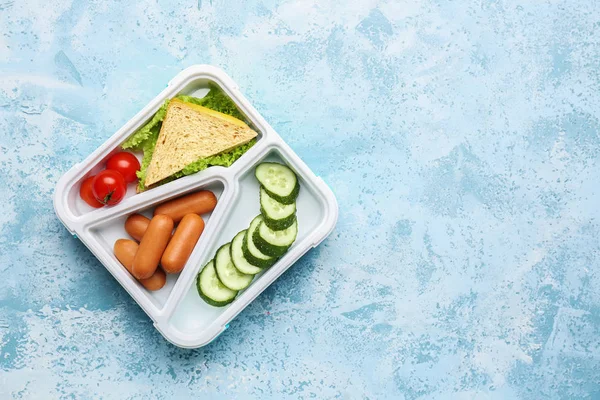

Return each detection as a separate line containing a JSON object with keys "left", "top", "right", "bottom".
{"left": 1, "top": 1, "right": 600, "bottom": 398}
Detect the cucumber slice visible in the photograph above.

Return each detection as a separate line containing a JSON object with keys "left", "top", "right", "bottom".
{"left": 242, "top": 215, "right": 277, "bottom": 268}
{"left": 215, "top": 243, "right": 254, "bottom": 291}
{"left": 255, "top": 162, "right": 299, "bottom": 205}
{"left": 197, "top": 260, "right": 238, "bottom": 307}
{"left": 230, "top": 230, "right": 263, "bottom": 275}
{"left": 253, "top": 218, "right": 298, "bottom": 257}
{"left": 260, "top": 186, "right": 296, "bottom": 230}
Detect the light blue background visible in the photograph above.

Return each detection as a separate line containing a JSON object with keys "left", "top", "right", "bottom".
{"left": 1, "top": 0, "right": 600, "bottom": 398}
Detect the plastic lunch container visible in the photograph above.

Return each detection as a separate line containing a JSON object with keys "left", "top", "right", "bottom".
{"left": 52, "top": 65, "right": 338, "bottom": 348}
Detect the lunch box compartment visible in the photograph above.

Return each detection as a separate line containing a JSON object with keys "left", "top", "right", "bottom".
{"left": 60, "top": 76, "right": 265, "bottom": 219}
{"left": 53, "top": 65, "right": 338, "bottom": 348}
{"left": 165, "top": 147, "right": 330, "bottom": 345}
{"left": 87, "top": 179, "right": 225, "bottom": 311}
{"left": 64, "top": 149, "right": 144, "bottom": 218}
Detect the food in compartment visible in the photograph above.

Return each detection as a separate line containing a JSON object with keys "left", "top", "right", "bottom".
{"left": 242, "top": 215, "right": 276, "bottom": 269}
{"left": 132, "top": 214, "right": 174, "bottom": 279}
{"left": 214, "top": 243, "right": 254, "bottom": 291}
{"left": 196, "top": 260, "right": 238, "bottom": 307}
{"left": 230, "top": 230, "right": 262, "bottom": 275}
{"left": 92, "top": 170, "right": 127, "bottom": 206}
{"left": 106, "top": 151, "right": 141, "bottom": 183}
{"left": 113, "top": 239, "right": 166, "bottom": 291}
{"left": 154, "top": 190, "right": 217, "bottom": 223}
{"left": 124, "top": 214, "right": 150, "bottom": 241}
{"left": 253, "top": 217, "right": 298, "bottom": 257}
{"left": 113, "top": 239, "right": 138, "bottom": 270}
{"left": 197, "top": 162, "right": 300, "bottom": 307}
{"left": 79, "top": 150, "right": 140, "bottom": 208}
{"left": 113, "top": 190, "right": 216, "bottom": 291}
{"left": 144, "top": 99, "right": 257, "bottom": 187}
{"left": 121, "top": 86, "right": 258, "bottom": 192}
{"left": 80, "top": 176, "right": 104, "bottom": 208}
{"left": 161, "top": 214, "right": 205, "bottom": 274}
{"left": 259, "top": 187, "right": 296, "bottom": 230}
{"left": 255, "top": 162, "right": 300, "bottom": 205}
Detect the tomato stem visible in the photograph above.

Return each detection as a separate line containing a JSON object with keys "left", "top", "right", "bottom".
{"left": 103, "top": 189, "right": 115, "bottom": 204}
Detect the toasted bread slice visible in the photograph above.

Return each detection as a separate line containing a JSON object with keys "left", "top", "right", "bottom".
{"left": 144, "top": 99, "right": 257, "bottom": 186}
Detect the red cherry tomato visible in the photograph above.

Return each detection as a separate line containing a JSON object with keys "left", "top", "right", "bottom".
{"left": 92, "top": 170, "right": 127, "bottom": 206}
{"left": 79, "top": 176, "right": 104, "bottom": 208}
{"left": 106, "top": 152, "right": 140, "bottom": 183}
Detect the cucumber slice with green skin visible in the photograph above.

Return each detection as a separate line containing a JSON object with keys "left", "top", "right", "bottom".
{"left": 255, "top": 162, "right": 299, "bottom": 205}
{"left": 230, "top": 230, "right": 263, "bottom": 275}
{"left": 262, "top": 180, "right": 299, "bottom": 205}
{"left": 253, "top": 218, "right": 298, "bottom": 257}
{"left": 215, "top": 243, "right": 254, "bottom": 291}
{"left": 197, "top": 260, "right": 238, "bottom": 307}
{"left": 260, "top": 186, "right": 296, "bottom": 230}
{"left": 242, "top": 215, "right": 277, "bottom": 268}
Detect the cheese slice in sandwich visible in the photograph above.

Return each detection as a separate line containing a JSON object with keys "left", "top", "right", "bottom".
{"left": 144, "top": 98, "right": 257, "bottom": 187}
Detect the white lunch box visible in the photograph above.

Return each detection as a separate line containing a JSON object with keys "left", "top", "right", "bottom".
{"left": 53, "top": 65, "right": 338, "bottom": 348}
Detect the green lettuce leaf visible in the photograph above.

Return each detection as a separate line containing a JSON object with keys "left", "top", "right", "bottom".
{"left": 122, "top": 86, "right": 254, "bottom": 192}
{"left": 192, "top": 88, "right": 246, "bottom": 121}
{"left": 175, "top": 94, "right": 209, "bottom": 106}
{"left": 174, "top": 139, "right": 256, "bottom": 178}
{"left": 136, "top": 139, "right": 257, "bottom": 192}
{"left": 135, "top": 138, "right": 159, "bottom": 192}
{"left": 121, "top": 100, "right": 169, "bottom": 150}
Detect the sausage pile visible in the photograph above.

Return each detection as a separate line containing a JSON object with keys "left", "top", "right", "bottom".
{"left": 113, "top": 190, "right": 217, "bottom": 291}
